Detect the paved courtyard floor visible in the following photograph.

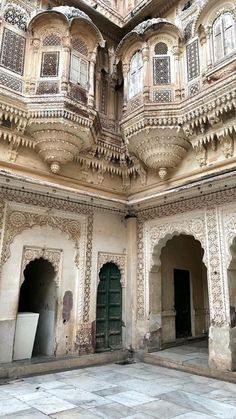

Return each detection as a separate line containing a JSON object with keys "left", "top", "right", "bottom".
{"left": 1, "top": 361, "right": 236, "bottom": 418}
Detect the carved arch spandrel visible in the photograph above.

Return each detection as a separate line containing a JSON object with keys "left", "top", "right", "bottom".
{"left": 1, "top": 210, "right": 81, "bottom": 270}
{"left": 148, "top": 217, "right": 207, "bottom": 272}
{"left": 97, "top": 252, "right": 126, "bottom": 287}
{"left": 20, "top": 246, "right": 63, "bottom": 287}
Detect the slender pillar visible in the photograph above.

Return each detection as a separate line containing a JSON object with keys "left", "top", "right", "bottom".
{"left": 122, "top": 63, "right": 129, "bottom": 113}
{"left": 61, "top": 35, "right": 71, "bottom": 93}
{"left": 88, "top": 51, "right": 96, "bottom": 107}
{"left": 142, "top": 42, "right": 149, "bottom": 103}
{"left": 206, "top": 26, "right": 213, "bottom": 70}
{"left": 125, "top": 216, "right": 137, "bottom": 347}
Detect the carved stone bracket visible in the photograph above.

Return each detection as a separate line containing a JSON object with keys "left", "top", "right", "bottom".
{"left": 97, "top": 251, "right": 126, "bottom": 287}
{"left": 20, "top": 246, "right": 63, "bottom": 287}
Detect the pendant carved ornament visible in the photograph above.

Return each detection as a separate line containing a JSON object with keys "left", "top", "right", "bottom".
{"left": 126, "top": 127, "right": 189, "bottom": 179}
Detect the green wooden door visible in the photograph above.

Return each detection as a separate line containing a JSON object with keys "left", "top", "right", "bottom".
{"left": 96, "top": 263, "right": 122, "bottom": 351}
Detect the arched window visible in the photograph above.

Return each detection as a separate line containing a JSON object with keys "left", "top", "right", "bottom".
{"left": 128, "top": 51, "right": 143, "bottom": 99}
{"left": 70, "top": 37, "right": 89, "bottom": 89}
{"left": 40, "top": 33, "right": 61, "bottom": 78}
{"left": 153, "top": 42, "right": 171, "bottom": 85}
{"left": 213, "top": 13, "right": 235, "bottom": 62}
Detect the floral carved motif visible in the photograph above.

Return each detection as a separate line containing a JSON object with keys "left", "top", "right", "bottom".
{"left": 83, "top": 214, "right": 93, "bottom": 323}
{"left": 97, "top": 252, "right": 126, "bottom": 287}
{"left": 75, "top": 322, "right": 92, "bottom": 355}
{"left": 206, "top": 209, "right": 226, "bottom": 326}
{"left": 20, "top": 246, "right": 62, "bottom": 286}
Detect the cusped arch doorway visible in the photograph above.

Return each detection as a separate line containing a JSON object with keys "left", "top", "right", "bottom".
{"left": 18, "top": 257, "right": 57, "bottom": 357}
{"left": 96, "top": 262, "right": 122, "bottom": 352}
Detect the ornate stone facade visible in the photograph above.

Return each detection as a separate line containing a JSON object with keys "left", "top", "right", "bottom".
{"left": 0, "top": 0, "right": 236, "bottom": 371}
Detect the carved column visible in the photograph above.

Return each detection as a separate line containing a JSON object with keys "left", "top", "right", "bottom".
{"left": 206, "top": 208, "right": 233, "bottom": 370}
{"left": 88, "top": 51, "right": 96, "bottom": 107}
{"left": 142, "top": 43, "right": 149, "bottom": 103}
{"left": 29, "top": 38, "right": 40, "bottom": 94}
{"left": 95, "top": 71, "right": 101, "bottom": 111}
{"left": 61, "top": 35, "right": 71, "bottom": 93}
{"left": 108, "top": 79, "right": 116, "bottom": 121}
{"left": 206, "top": 26, "right": 213, "bottom": 70}
{"left": 199, "top": 27, "right": 207, "bottom": 74}
{"left": 172, "top": 45, "right": 181, "bottom": 100}
{"left": 122, "top": 63, "right": 129, "bottom": 113}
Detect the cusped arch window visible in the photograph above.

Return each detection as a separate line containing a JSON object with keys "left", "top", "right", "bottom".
{"left": 213, "top": 13, "right": 235, "bottom": 62}
{"left": 40, "top": 32, "right": 61, "bottom": 78}
{"left": 153, "top": 42, "right": 171, "bottom": 85}
{"left": 128, "top": 50, "right": 143, "bottom": 99}
{"left": 70, "top": 37, "right": 89, "bottom": 89}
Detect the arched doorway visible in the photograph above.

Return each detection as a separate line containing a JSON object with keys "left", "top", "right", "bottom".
{"left": 18, "top": 257, "right": 57, "bottom": 356}
{"left": 96, "top": 262, "right": 122, "bottom": 351}
{"left": 149, "top": 234, "right": 209, "bottom": 349}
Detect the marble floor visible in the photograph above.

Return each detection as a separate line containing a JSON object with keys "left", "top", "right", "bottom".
{"left": 1, "top": 361, "right": 236, "bottom": 418}
{"left": 148, "top": 340, "right": 209, "bottom": 368}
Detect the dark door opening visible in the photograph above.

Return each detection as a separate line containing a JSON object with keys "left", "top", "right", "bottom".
{"left": 18, "top": 257, "right": 57, "bottom": 356}
{"left": 96, "top": 262, "right": 122, "bottom": 351}
{"left": 174, "top": 269, "right": 192, "bottom": 339}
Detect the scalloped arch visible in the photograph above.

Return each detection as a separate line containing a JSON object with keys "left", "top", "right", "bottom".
{"left": 115, "top": 19, "right": 182, "bottom": 63}
{"left": 193, "top": 0, "right": 236, "bottom": 34}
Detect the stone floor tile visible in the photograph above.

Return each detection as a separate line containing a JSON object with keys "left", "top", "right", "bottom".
{"left": 206, "top": 389, "right": 236, "bottom": 406}
{"left": 160, "top": 390, "right": 236, "bottom": 418}
{"left": 37, "top": 380, "right": 68, "bottom": 390}
{"left": 0, "top": 408, "right": 49, "bottom": 418}
{"left": 106, "top": 390, "right": 156, "bottom": 407}
{"left": 0, "top": 398, "right": 30, "bottom": 415}
{"left": 94, "top": 385, "right": 129, "bottom": 397}
{"left": 0, "top": 390, "right": 11, "bottom": 400}
{"left": 17, "top": 390, "right": 48, "bottom": 401}
{"left": 174, "top": 413, "right": 216, "bottom": 419}
{"left": 1, "top": 382, "right": 40, "bottom": 396}
{"left": 89, "top": 402, "right": 136, "bottom": 418}
{"left": 61, "top": 376, "right": 116, "bottom": 391}
{"left": 51, "top": 407, "right": 103, "bottom": 418}
{"left": 47, "top": 387, "right": 111, "bottom": 408}
{"left": 24, "top": 395, "right": 76, "bottom": 415}
{"left": 124, "top": 415, "right": 157, "bottom": 418}
{"left": 134, "top": 399, "right": 190, "bottom": 419}
{"left": 176, "top": 382, "right": 217, "bottom": 395}
{"left": 115, "top": 378, "right": 175, "bottom": 397}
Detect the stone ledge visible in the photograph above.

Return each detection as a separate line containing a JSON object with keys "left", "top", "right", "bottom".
{"left": 143, "top": 352, "right": 236, "bottom": 384}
